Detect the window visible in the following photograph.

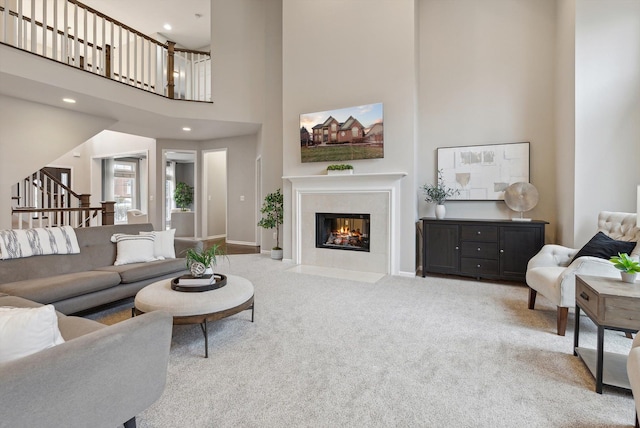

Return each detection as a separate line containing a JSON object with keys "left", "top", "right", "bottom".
{"left": 352, "top": 127, "right": 358, "bottom": 137}
{"left": 113, "top": 160, "right": 137, "bottom": 223}
{"left": 166, "top": 161, "right": 176, "bottom": 222}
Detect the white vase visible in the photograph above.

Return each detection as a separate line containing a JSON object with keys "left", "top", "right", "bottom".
{"left": 435, "top": 204, "right": 446, "bottom": 220}
{"left": 271, "top": 248, "right": 283, "bottom": 260}
{"left": 621, "top": 272, "right": 638, "bottom": 284}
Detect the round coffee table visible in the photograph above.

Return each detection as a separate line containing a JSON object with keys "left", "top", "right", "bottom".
{"left": 134, "top": 274, "right": 254, "bottom": 358}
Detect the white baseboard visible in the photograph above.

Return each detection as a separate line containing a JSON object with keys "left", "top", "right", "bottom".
{"left": 226, "top": 240, "right": 258, "bottom": 246}
{"left": 204, "top": 234, "right": 226, "bottom": 240}
{"left": 397, "top": 270, "right": 417, "bottom": 278}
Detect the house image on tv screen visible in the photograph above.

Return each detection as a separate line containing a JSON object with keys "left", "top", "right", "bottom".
{"left": 299, "top": 102, "right": 384, "bottom": 163}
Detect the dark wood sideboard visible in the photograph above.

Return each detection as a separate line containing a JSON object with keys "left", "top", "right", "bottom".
{"left": 421, "top": 218, "right": 547, "bottom": 282}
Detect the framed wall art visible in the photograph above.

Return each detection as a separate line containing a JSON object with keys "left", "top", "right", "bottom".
{"left": 299, "top": 102, "right": 384, "bottom": 163}
{"left": 437, "top": 142, "right": 530, "bottom": 201}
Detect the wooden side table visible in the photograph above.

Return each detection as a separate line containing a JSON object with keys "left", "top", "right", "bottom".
{"left": 573, "top": 274, "right": 640, "bottom": 393}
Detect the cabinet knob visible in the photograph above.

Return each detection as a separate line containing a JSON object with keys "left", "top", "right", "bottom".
{"left": 455, "top": 246, "right": 459, "bottom": 250}
{"left": 500, "top": 249, "right": 504, "bottom": 253}
{"left": 477, "top": 247, "right": 481, "bottom": 251}
{"left": 476, "top": 264, "right": 481, "bottom": 268}
{"left": 477, "top": 231, "right": 481, "bottom": 235}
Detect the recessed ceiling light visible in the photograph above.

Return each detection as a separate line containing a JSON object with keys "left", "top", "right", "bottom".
{"left": 62, "top": 98, "right": 76, "bottom": 104}
{"left": 182, "top": 127, "right": 191, "bottom": 132}
{"left": 163, "top": 23, "right": 172, "bottom": 31}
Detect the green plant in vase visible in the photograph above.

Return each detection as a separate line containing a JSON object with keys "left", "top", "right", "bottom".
{"left": 609, "top": 252, "right": 640, "bottom": 283}
{"left": 421, "top": 169, "right": 459, "bottom": 219}
{"left": 184, "top": 244, "right": 227, "bottom": 277}
{"left": 258, "top": 188, "right": 284, "bottom": 260}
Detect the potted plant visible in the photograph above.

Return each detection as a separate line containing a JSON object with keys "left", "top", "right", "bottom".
{"left": 258, "top": 188, "right": 284, "bottom": 260}
{"left": 609, "top": 252, "right": 640, "bottom": 283}
{"left": 184, "top": 243, "right": 227, "bottom": 277}
{"left": 174, "top": 182, "right": 194, "bottom": 211}
{"left": 421, "top": 169, "right": 459, "bottom": 219}
{"left": 326, "top": 164, "right": 354, "bottom": 175}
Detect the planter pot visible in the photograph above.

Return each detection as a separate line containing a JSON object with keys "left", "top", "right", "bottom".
{"left": 621, "top": 272, "right": 638, "bottom": 284}
{"left": 327, "top": 169, "right": 353, "bottom": 175}
{"left": 271, "top": 249, "right": 283, "bottom": 260}
{"left": 189, "top": 262, "right": 207, "bottom": 277}
{"left": 435, "top": 204, "right": 446, "bottom": 220}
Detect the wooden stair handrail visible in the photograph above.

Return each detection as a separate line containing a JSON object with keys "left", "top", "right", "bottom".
{"left": 38, "top": 169, "right": 82, "bottom": 200}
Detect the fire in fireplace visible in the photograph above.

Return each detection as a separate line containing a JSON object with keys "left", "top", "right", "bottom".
{"left": 315, "top": 213, "right": 370, "bottom": 252}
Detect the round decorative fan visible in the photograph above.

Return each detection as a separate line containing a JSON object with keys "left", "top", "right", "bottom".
{"left": 504, "top": 182, "right": 539, "bottom": 221}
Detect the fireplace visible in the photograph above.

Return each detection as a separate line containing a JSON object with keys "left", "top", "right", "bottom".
{"left": 316, "top": 213, "right": 370, "bottom": 252}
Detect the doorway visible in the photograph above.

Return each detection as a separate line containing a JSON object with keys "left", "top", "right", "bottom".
{"left": 203, "top": 149, "right": 227, "bottom": 239}
{"left": 163, "top": 150, "right": 196, "bottom": 236}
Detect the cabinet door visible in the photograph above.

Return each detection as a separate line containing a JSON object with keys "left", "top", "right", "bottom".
{"left": 499, "top": 225, "right": 544, "bottom": 281}
{"left": 424, "top": 223, "right": 459, "bottom": 274}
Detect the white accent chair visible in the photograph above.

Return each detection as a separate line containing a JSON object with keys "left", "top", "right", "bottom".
{"left": 127, "top": 209, "right": 148, "bottom": 224}
{"left": 628, "top": 334, "right": 640, "bottom": 428}
{"left": 526, "top": 211, "right": 639, "bottom": 335}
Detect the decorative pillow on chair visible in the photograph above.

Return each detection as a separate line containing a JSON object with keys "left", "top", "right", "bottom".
{"left": 110, "top": 233, "right": 159, "bottom": 266}
{"left": 0, "top": 305, "right": 65, "bottom": 363}
{"left": 571, "top": 231, "right": 637, "bottom": 264}
{"left": 140, "top": 229, "right": 175, "bottom": 259}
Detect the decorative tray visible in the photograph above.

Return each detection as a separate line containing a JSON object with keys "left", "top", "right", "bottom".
{"left": 171, "top": 274, "right": 227, "bottom": 293}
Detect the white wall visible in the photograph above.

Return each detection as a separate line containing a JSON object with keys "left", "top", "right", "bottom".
{"left": 282, "top": 0, "right": 417, "bottom": 273}
{"left": 0, "top": 96, "right": 115, "bottom": 229}
{"left": 204, "top": 150, "right": 227, "bottom": 238}
{"left": 418, "top": 0, "right": 558, "bottom": 244}
{"left": 202, "top": 134, "right": 258, "bottom": 245}
{"left": 211, "top": 0, "right": 282, "bottom": 251}
{"left": 555, "top": 0, "right": 576, "bottom": 247}
{"left": 574, "top": 0, "right": 640, "bottom": 246}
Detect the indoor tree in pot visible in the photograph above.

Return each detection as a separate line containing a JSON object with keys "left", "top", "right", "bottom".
{"left": 174, "top": 182, "right": 194, "bottom": 211}
{"left": 422, "top": 169, "right": 459, "bottom": 219}
{"left": 258, "top": 188, "right": 284, "bottom": 260}
{"left": 609, "top": 252, "right": 640, "bottom": 283}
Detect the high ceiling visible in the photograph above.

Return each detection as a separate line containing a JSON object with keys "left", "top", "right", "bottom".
{"left": 80, "top": 0, "right": 211, "bottom": 50}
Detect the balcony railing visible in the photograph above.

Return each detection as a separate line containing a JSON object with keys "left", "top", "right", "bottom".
{"left": 0, "top": 0, "right": 211, "bottom": 102}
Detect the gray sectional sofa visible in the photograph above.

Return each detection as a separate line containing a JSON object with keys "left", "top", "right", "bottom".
{"left": 0, "top": 223, "right": 202, "bottom": 314}
{"left": 0, "top": 293, "right": 173, "bottom": 428}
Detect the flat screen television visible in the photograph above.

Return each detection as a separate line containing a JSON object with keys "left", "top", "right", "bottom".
{"left": 299, "top": 102, "right": 384, "bottom": 163}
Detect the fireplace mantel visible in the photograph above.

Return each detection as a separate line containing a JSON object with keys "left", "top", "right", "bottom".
{"left": 283, "top": 172, "right": 407, "bottom": 183}
{"left": 285, "top": 171, "right": 407, "bottom": 275}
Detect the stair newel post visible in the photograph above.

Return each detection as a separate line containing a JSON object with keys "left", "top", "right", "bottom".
{"left": 167, "top": 41, "right": 175, "bottom": 99}
{"left": 101, "top": 201, "right": 115, "bottom": 226}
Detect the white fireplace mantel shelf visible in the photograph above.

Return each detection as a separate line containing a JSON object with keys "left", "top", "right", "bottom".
{"left": 283, "top": 172, "right": 407, "bottom": 181}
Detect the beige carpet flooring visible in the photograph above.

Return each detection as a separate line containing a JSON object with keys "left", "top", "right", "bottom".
{"left": 91, "top": 254, "right": 635, "bottom": 428}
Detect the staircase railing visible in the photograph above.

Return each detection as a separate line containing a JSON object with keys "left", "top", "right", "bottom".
{"left": 11, "top": 169, "right": 114, "bottom": 229}
{"left": 0, "top": 0, "right": 211, "bottom": 102}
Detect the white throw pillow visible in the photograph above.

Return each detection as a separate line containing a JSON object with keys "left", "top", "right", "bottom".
{"left": 0, "top": 305, "right": 65, "bottom": 363}
{"left": 140, "top": 229, "right": 175, "bottom": 259}
{"left": 110, "top": 233, "right": 159, "bottom": 266}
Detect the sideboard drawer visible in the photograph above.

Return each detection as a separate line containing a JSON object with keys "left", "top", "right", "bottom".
{"left": 461, "top": 242, "right": 498, "bottom": 259}
{"left": 460, "top": 226, "right": 498, "bottom": 242}
{"left": 461, "top": 258, "right": 498, "bottom": 275}
{"left": 576, "top": 280, "right": 600, "bottom": 318}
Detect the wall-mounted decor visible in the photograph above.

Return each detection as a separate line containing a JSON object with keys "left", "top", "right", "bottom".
{"left": 300, "top": 102, "right": 384, "bottom": 163}
{"left": 437, "top": 142, "right": 530, "bottom": 201}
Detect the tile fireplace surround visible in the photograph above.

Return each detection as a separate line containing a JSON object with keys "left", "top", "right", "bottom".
{"left": 285, "top": 173, "right": 407, "bottom": 275}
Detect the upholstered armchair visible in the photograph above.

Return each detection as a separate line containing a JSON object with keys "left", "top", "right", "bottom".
{"left": 526, "top": 211, "right": 639, "bottom": 336}
{"left": 127, "top": 209, "right": 148, "bottom": 224}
